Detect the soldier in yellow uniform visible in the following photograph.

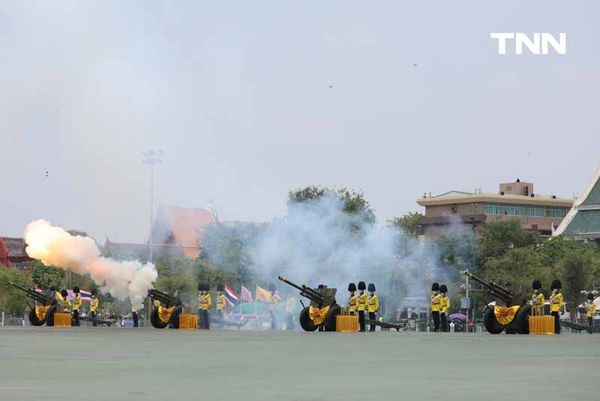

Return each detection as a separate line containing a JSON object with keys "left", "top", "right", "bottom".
{"left": 531, "top": 280, "right": 545, "bottom": 316}
{"left": 356, "top": 281, "right": 368, "bottom": 332}
{"left": 549, "top": 279, "right": 563, "bottom": 334}
{"left": 61, "top": 290, "right": 72, "bottom": 313}
{"left": 440, "top": 284, "right": 450, "bottom": 332}
{"left": 216, "top": 284, "right": 227, "bottom": 320}
{"left": 347, "top": 283, "right": 357, "bottom": 316}
{"left": 90, "top": 289, "right": 99, "bottom": 327}
{"left": 367, "top": 283, "right": 379, "bottom": 332}
{"left": 431, "top": 282, "right": 442, "bottom": 332}
{"left": 584, "top": 293, "right": 597, "bottom": 329}
{"left": 72, "top": 287, "right": 82, "bottom": 326}
{"left": 198, "top": 282, "right": 211, "bottom": 329}
{"left": 268, "top": 283, "right": 280, "bottom": 330}
{"left": 54, "top": 287, "right": 64, "bottom": 305}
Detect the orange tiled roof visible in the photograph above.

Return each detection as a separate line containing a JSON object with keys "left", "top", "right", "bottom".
{"left": 163, "top": 206, "right": 215, "bottom": 259}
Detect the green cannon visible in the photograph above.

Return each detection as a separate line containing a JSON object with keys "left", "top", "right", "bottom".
{"left": 9, "top": 281, "right": 58, "bottom": 326}
{"left": 464, "top": 270, "right": 531, "bottom": 334}
{"left": 278, "top": 276, "right": 340, "bottom": 331}
{"left": 148, "top": 289, "right": 183, "bottom": 329}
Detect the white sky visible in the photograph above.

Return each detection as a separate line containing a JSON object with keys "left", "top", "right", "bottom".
{"left": 1, "top": 1, "right": 599, "bottom": 242}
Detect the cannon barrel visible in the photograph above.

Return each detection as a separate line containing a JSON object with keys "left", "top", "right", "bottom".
{"left": 463, "top": 270, "right": 513, "bottom": 305}
{"left": 9, "top": 281, "right": 52, "bottom": 305}
{"left": 278, "top": 276, "right": 325, "bottom": 306}
{"left": 147, "top": 289, "right": 179, "bottom": 307}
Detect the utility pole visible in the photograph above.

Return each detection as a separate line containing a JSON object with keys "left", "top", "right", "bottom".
{"left": 142, "top": 150, "right": 163, "bottom": 263}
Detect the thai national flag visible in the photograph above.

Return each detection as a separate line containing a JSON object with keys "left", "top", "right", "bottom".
{"left": 225, "top": 285, "right": 239, "bottom": 307}
{"left": 66, "top": 289, "right": 92, "bottom": 303}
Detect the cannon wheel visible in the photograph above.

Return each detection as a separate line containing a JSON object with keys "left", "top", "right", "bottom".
{"left": 28, "top": 309, "right": 45, "bottom": 326}
{"left": 150, "top": 308, "right": 168, "bottom": 329}
{"left": 46, "top": 304, "right": 57, "bottom": 327}
{"left": 515, "top": 304, "right": 530, "bottom": 334}
{"left": 483, "top": 306, "right": 505, "bottom": 334}
{"left": 169, "top": 305, "right": 183, "bottom": 329}
{"left": 324, "top": 305, "right": 341, "bottom": 332}
{"left": 299, "top": 307, "right": 318, "bottom": 332}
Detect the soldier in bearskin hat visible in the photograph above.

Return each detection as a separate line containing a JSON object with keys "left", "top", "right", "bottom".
{"left": 198, "top": 282, "right": 211, "bottom": 329}
{"left": 216, "top": 284, "right": 226, "bottom": 320}
{"left": 72, "top": 286, "right": 82, "bottom": 326}
{"left": 61, "top": 289, "right": 71, "bottom": 313}
{"left": 367, "top": 283, "right": 379, "bottom": 332}
{"left": 439, "top": 284, "right": 450, "bottom": 332}
{"left": 357, "top": 281, "right": 368, "bottom": 332}
{"left": 584, "top": 293, "right": 597, "bottom": 329}
{"left": 347, "top": 283, "right": 357, "bottom": 316}
{"left": 90, "top": 289, "right": 99, "bottom": 327}
{"left": 531, "top": 280, "right": 545, "bottom": 316}
{"left": 549, "top": 279, "right": 563, "bottom": 334}
{"left": 431, "top": 282, "right": 441, "bottom": 332}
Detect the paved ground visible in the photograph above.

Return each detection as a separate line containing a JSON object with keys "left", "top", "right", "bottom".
{"left": 0, "top": 328, "right": 599, "bottom": 401}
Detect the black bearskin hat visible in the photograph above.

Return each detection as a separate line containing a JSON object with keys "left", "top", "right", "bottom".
{"left": 91, "top": 289, "right": 97, "bottom": 296}
{"left": 73, "top": 286, "right": 80, "bottom": 294}
{"left": 198, "top": 282, "right": 209, "bottom": 291}
{"left": 587, "top": 293, "right": 595, "bottom": 301}
{"left": 440, "top": 284, "right": 448, "bottom": 294}
{"left": 431, "top": 282, "right": 440, "bottom": 292}
{"left": 217, "top": 284, "right": 225, "bottom": 292}
{"left": 348, "top": 283, "right": 357, "bottom": 292}
{"left": 50, "top": 286, "right": 57, "bottom": 291}
{"left": 60, "top": 289, "right": 68, "bottom": 297}
{"left": 358, "top": 281, "right": 366, "bottom": 291}
{"left": 550, "top": 279, "right": 561, "bottom": 290}
{"left": 269, "top": 283, "right": 276, "bottom": 292}
{"left": 532, "top": 280, "right": 542, "bottom": 290}
{"left": 368, "top": 283, "right": 376, "bottom": 292}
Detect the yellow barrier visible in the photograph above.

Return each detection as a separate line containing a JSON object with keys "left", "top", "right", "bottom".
{"left": 336, "top": 315, "right": 359, "bottom": 332}
{"left": 528, "top": 316, "right": 554, "bottom": 335}
{"left": 54, "top": 313, "right": 72, "bottom": 328}
{"left": 179, "top": 313, "right": 198, "bottom": 329}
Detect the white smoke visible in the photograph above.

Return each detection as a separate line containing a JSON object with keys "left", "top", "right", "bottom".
{"left": 249, "top": 195, "right": 457, "bottom": 310}
{"left": 24, "top": 219, "right": 157, "bottom": 307}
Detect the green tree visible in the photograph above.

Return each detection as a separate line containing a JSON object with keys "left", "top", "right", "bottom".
{"left": 288, "top": 186, "right": 376, "bottom": 224}
{"left": 483, "top": 247, "right": 548, "bottom": 300}
{"left": 30, "top": 261, "right": 66, "bottom": 289}
{"left": 390, "top": 212, "right": 423, "bottom": 237}
{"left": 480, "top": 220, "right": 540, "bottom": 260}
{"left": 559, "top": 250, "right": 593, "bottom": 320}
{"left": 0, "top": 266, "right": 32, "bottom": 315}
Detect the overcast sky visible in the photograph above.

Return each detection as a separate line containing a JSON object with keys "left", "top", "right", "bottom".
{"left": 1, "top": 1, "right": 599, "bottom": 242}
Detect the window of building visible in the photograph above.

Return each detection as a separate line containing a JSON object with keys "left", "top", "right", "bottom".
{"left": 484, "top": 203, "right": 568, "bottom": 218}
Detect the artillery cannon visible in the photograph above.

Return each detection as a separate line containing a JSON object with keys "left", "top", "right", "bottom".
{"left": 148, "top": 289, "right": 183, "bottom": 329}
{"left": 278, "top": 276, "right": 340, "bottom": 331}
{"left": 9, "top": 281, "right": 59, "bottom": 326}
{"left": 463, "top": 270, "right": 531, "bottom": 334}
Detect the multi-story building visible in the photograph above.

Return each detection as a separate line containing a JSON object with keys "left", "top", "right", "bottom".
{"left": 416, "top": 179, "right": 573, "bottom": 238}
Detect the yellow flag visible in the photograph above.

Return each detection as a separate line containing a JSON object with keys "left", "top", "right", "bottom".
{"left": 256, "top": 286, "right": 272, "bottom": 302}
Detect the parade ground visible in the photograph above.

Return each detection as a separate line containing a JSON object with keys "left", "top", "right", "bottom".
{"left": 1, "top": 328, "right": 599, "bottom": 401}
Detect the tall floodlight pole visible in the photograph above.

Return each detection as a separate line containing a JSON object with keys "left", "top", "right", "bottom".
{"left": 142, "top": 150, "right": 163, "bottom": 263}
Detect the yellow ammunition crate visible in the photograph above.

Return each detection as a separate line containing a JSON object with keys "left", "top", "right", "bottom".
{"left": 336, "top": 315, "right": 359, "bottom": 332}
{"left": 54, "top": 313, "right": 72, "bottom": 328}
{"left": 528, "top": 316, "right": 554, "bottom": 335}
{"left": 179, "top": 313, "right": 198, "bottom": 329}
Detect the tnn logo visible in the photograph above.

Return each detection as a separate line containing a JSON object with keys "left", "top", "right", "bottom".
{"left": 490, "top": 33, "right": 566, "bottom": 55}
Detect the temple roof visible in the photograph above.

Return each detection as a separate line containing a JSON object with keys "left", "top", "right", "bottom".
{"left": 554, "top": 166, "right": 600, "bottom": 239}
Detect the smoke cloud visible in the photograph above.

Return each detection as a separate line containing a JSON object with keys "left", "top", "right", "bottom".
{"left": 24, "top": 219, "right": 157, "bottom": 307}
{"left": 248, "top": 195, "right": 463, "bottom": 312}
